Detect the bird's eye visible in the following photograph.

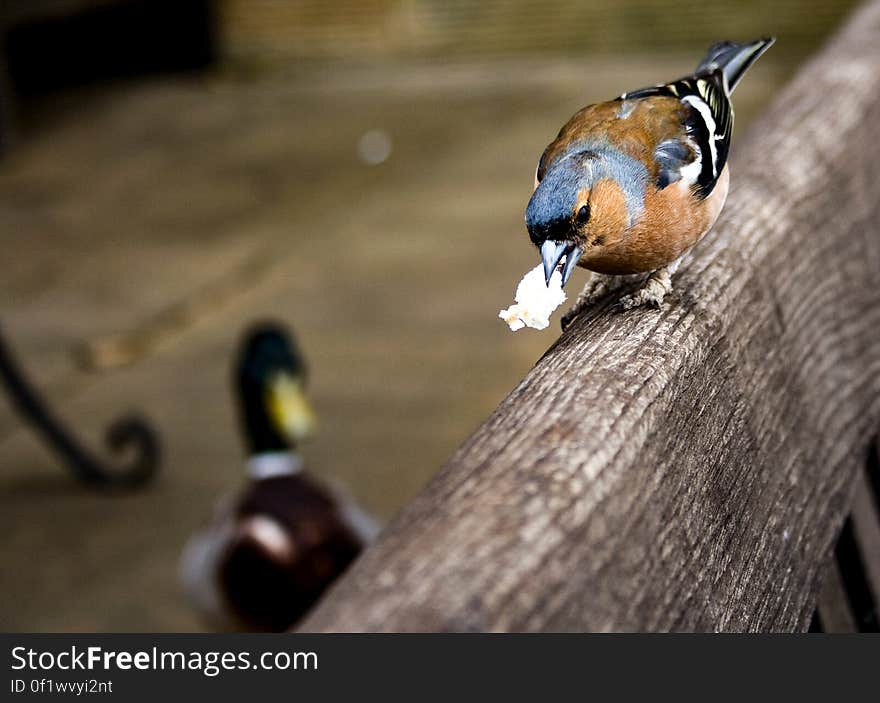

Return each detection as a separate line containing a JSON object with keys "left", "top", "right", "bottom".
{"left": 576, "top": 204, "right": 590, "bottom": 224}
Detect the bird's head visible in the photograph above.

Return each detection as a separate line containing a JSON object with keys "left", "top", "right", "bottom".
{"left": 235, "top": 323, "right": 317, "bottom": 455}
{"left": 526, "top": 147, "right": 644, "bottom": 285}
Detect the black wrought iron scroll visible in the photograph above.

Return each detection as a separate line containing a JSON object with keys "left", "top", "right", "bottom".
{"left": 0, "top": 325, "right": 160, "bottom": 489}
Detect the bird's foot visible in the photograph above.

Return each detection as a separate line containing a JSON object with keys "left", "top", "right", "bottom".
{"left": 616, "top": 266, "right": 674, "bottom": 311}
{"left": 561, "top": 273, "right": 623, "bottom": 331}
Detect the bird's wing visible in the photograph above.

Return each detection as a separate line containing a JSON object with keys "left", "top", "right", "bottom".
{"left": 535, "top": 69, "right": 731, "bottom": 200}
{"left": 620, "top": 69, "right": 732, "bottom": 198}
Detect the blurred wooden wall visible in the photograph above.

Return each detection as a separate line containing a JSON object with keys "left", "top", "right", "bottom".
{"left": 219, "top": 0, "right": 859, "bottom": 64}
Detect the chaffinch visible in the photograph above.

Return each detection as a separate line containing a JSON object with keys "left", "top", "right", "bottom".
{"left": 525, "top": 38, "right": 774, "bottom": 326}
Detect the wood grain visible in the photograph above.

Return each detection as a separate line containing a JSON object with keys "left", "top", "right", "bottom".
{"left": 300, "top": 1, "right": 880, "bottom": 632}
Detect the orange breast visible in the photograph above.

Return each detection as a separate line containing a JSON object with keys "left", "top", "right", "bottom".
{"left": 584, "top": 166, "right": 730, "bottom": 275}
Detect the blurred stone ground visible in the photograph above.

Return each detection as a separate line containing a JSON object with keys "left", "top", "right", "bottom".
{"left": 0, "top": 54, "right": 788, "bottom": 630}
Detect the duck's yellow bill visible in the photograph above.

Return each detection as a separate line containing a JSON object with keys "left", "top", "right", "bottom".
{"left": 265, "top": 373, "right": 317, "bottom": 443}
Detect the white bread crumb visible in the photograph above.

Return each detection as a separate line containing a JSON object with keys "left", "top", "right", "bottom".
{"left": 499, "top": 264, "right": 567, "bottom": 331}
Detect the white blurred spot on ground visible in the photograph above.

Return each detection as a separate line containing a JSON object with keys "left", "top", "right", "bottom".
{"left": 357, "top": 129, "right": 393, "bottom": 165}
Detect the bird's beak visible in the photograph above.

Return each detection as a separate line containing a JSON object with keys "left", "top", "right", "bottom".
{"left": 540, "top": 240, "right": 584, "bottom": 287}
{"left": 265, "top": 373, "right": 317, "bottom": 443}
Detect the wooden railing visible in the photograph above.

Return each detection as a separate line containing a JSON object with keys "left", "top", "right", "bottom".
{"left": 298, "top": 1, "right": 880, "bottom": 632}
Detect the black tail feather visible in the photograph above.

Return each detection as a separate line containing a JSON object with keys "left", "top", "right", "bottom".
{"left": 697, "top": 37, "right": 775, "bottom": 93}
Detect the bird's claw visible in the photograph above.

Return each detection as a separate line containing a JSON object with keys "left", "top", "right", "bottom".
{"left": 614, "top": 293, "right": 663, "bottom": 312}
{"left": 615, "top": 269, "right": 673, "bottom": 311}
{"left": 560, "top": 308, "right": 580, "bottom": 331}
{"left": 560, "top": 267, "right": 675, "bottom": 328}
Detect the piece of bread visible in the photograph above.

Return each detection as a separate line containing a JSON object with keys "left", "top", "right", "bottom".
{"left": 499, "top": 264, "right": 566, "bottom": 331}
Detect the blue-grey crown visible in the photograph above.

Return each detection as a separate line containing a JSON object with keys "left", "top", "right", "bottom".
{"left": 525, "top": 154, "right": 592, "bottom": 244}
{"left": 525, "top": 144, "right": 649, "bottom": 245}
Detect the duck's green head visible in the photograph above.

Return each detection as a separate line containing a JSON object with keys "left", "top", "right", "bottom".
{"left": 235, "top": 323, "right": 317, "bottom": 454}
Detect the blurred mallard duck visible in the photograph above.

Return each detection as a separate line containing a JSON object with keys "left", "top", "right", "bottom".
{"left": 181, "top": 322, "right": 379, "bottom": 631}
